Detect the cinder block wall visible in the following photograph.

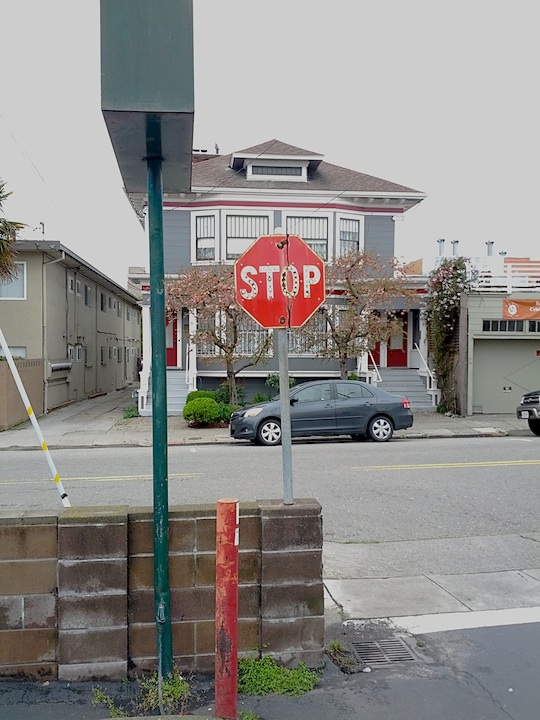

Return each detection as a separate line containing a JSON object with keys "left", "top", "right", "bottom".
{"left": 0, "top": 500, "right": 323, "bottom": 680}
{"left": 0, "top": 511, "right": 58, "bottom": 679}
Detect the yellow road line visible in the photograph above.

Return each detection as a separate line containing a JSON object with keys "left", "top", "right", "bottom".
{"left": 0, "top": 473, "right": 201, "bottom": 485}
{"left": 352, "top": 459, "right": 540, "bottom": 471}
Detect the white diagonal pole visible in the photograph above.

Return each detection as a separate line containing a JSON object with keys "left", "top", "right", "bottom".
{"left": 0, "top": 328, "right": 71, "bottom": 507}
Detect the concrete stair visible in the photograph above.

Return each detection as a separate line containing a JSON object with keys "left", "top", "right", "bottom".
{"left": 377, "top": 367, "right": 436, "bottom": 412}
{"left": 139, "top": 368, "right": 190, "bottom": 416}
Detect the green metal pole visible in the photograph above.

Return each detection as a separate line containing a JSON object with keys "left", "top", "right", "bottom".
{"left": 146, "top": 114, "right": 173, "bottom": 679}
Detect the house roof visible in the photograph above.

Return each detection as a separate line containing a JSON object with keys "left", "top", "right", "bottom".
{"left": 126, "top": 138, "right": 426, "bottom": 218}
{"left": 14, "top": 240, "right": 140, "bottom": 304}
{"left": 191, "top": 138, "right": 423, "bottom": 197}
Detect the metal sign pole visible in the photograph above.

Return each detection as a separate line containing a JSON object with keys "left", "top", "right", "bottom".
{"left": 276, "top": 328, "right": 294, "bottom": 505}
{"left": 146, "top": 115, "right": 173, "bottom": 681}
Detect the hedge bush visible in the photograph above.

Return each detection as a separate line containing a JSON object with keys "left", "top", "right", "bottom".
{"left": 183, "top": 397, "right": 221, "bottom": 425}
{"left": 185, "top": 390, "right": 217, "bottom": 405}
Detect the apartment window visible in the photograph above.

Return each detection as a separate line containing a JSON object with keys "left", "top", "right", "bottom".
{"left": 0, "top": 262, "right": 26, "bottom": 299}
{"left": 0, "top": 346, "right": 26, "bottom": 359}
{"left": 68, "top": 344, "right": 74, "bottom": 361}
{"left": 75, "top": 345, "right": 83, "bottom": 362}
{"left": 340, "top": 218, "right": 360, "bottom": 255}
{"left": 196, "top": 215, "right": 216, "bottom": 261}
{"left": 482, "top": 319, "right": 524, "bottom": 332}
{"left": 84, "top": 285, "right": 92, "bottom": 307}
{"left": 126, "top": 307, "right": 131, "bottom": 321}
{"left": 100, "top": 293, "right": 107, "bottom": 312}
{"left": 226, "top": 215, "right": 269, "bottom": 260}
{"left": 76, "top": 280, "right": 81, "bottom": 296}
{"left": 67, "top": 273, "right": 74, "bottom": 293}
{"left": 286, "top": 217, "right": 328, "bottom": 260}
{"left": 109, "top": 347, "right": 113, "bottom": 360}
{"left": 125, "top": 347, "right": 130, "bottom": 363}
{"left": 117, "top": 301, "right": 122, "bottom": 318}
{"left": 108, "top": 296, "right": 112, "bottom": 309}
{"left": 117, "top": 346, "right": 123, "bottom": 363}
{"left": 529, "top": 321, "right": 540, "bottom": 332}
{"left": 101, "top": 347, "right": 107, "bottom": 364}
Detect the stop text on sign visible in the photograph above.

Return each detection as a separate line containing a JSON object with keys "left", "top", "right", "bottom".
{"left": 239, "top": 264, "right": 322, "bottom": 300}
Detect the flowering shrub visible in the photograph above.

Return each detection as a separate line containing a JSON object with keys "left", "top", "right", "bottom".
{"left": 424, "top": 257, "right": 470, "bottom": 413}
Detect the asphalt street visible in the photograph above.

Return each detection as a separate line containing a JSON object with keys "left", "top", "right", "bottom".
{"left": 0, "top": 389, "right": 539, "bottom": 719}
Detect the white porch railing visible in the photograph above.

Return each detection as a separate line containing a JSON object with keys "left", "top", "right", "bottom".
{"left": 414, "top": 342, "right": 440, "bottom": 406}
{"left": 356, "top": 351, "right": 381, "bottom": 384}
{"left": 137, "top": 363, "right": 150, "bottom": 413}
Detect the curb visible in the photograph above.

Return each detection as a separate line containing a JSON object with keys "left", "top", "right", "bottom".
{"left": 0, "top": 428, "right": 530, "bottom": 452}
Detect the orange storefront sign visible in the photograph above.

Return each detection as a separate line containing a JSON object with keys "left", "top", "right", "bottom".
{"left": 503, "top": 299, "right": 540, "bottom": 320}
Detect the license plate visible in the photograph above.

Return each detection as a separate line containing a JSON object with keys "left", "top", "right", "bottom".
{"left": 520, "top": 410, "right": 530, "bottom": 418}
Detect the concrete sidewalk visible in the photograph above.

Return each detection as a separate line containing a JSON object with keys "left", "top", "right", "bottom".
{"left": 0, "top": 386, "right": 532, "bottom": 450}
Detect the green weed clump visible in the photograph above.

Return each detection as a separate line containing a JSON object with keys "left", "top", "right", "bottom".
{"left": 238, "top": 656, "right": 319, "bottom": 697}
{"left": 93, "top": 668, "right": 190, "bottom": 717}
{"left": 123, "top": 405, "right": 139, "bottom": 419}
{"left": 136, "top": 669, "right": 191, "bottom": 715}
{"left": 92, "top": 687, "right": 128, "bottom": 717}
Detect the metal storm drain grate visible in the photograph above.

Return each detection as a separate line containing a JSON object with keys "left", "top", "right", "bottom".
{"left": 351, "top": 638, "right": 417, "bottom": 666}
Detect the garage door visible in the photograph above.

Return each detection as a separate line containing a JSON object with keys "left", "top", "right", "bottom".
{"left": 472, "top": 339, "right": 540, "bottom": 413}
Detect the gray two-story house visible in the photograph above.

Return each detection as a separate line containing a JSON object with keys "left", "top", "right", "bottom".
{"left": 128, "top": 139, "right": 428, "bottom": 415}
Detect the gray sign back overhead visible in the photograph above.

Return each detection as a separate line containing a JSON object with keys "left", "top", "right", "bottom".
{"left": 100, "top": 0, "right": 194, "bottom": 194}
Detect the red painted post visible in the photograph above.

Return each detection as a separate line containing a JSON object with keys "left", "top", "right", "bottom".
{"left": 215, "top": 498, "right": 239, "bottom": 720}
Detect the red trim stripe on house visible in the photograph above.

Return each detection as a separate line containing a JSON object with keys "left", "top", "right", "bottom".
{"left": 163, "top": 199, "right": 405, "bottom": 214}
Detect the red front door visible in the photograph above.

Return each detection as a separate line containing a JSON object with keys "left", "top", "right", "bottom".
{"left": 387, "top": 314, "right": 408, "bottom": 367}
{"left": 165, "top": 316, "right": 177, "bottom": 366}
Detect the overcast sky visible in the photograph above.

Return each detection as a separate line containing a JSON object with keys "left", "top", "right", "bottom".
{"left": 1, "top": 1, "right": 538, "bottom": 288}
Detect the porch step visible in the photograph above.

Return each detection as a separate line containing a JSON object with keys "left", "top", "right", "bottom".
{"left": 376, "top": 368, "right": 436, "bottom": 412}
{"left": 139, "top": 369, "right": 190, "bottom": 417}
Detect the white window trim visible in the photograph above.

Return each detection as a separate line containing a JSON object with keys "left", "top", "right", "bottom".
{"left": 224, "top": 210, "right": 272, "bottom": 262}
{"left": 283, "top": 212, "right": 332, "bottom": 261}
{"left": 337, "top": 213, "right": 365, "bottom": 257}
{"left": 67, "top": 272, "right": 75, "bottom": 294}
{"left": 0, "top": 261, "right": 27, "bottom": 300}
{"left": 191, "top": 210, "right": 219, "bottom": 265}
{"left": 75, "top": 279, "right": 81, "bottom": 297}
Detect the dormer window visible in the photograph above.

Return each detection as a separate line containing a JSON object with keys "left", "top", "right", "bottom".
{"left": 251, "top": 166, "right": 302, "bottom": 176}
{"left": 246, "top": 160, "right": 307, "bottom": 182}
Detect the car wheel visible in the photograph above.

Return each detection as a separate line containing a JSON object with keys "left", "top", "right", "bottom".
{"left": 257, "top": 419, "right": 282, "bottom": 446}
{"left": 528, "top": 419, "right": 540, "bottom": 436}
{"left": 350, "top": 434, "right": 367, "bottom": 442}
{"left": 367, "top": 415, "right": 394, "bottom": 442}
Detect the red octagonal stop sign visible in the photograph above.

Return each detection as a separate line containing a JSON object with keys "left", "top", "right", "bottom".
{"left": 234, "top": 234, "right": 326, "bottom": 328}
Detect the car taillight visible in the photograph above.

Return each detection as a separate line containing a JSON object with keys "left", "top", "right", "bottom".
{"left": 402, "top": 398, "right": 410, "bottom": 409}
